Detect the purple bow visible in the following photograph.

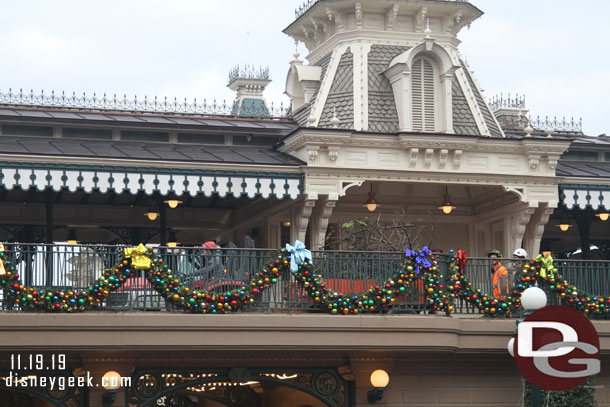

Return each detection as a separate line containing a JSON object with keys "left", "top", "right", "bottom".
{"left": 405, "top": 246, "right": 432, "bottom": 273}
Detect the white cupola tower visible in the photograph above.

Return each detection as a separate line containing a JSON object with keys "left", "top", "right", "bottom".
{"left": 284, "top": 0, "right": 504, "bottom": 137}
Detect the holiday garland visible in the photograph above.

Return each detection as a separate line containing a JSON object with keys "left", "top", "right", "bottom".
{"left": 0, "top": 243, "right": 139, "bottom": 311}
{"left": 448, "top": 252, "right": 610, "bottom": 317}
{"left": 289, "top": 245, "right": 451, "bottom": 315}
{"left": 0, "top": 241, "right": 607, "bottom": 317}
{"left": 0, "top": 242, "right": 447, "bottom": 314}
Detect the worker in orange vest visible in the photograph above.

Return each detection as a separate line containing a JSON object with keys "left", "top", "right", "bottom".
{"left": 488, "top": 250, "right": 509, "bottom": 299}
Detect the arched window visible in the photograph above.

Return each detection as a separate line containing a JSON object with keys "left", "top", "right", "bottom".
{"left": 411, "top": 56, "right": 436, "bottom": 132}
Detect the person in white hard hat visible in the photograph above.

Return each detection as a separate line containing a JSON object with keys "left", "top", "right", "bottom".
{"left": 510, "top": 248, "right": 529, "bottom": 283}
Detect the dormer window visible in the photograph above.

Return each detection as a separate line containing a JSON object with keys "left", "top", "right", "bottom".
{"left": 411, "top": 56, "right": 437, "bottom": 132}
{"left": 384, "top": 41, "right": 459, "bottom": 134}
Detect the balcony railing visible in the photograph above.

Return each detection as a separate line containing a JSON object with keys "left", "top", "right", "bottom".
{"left": 2, "top": 244, "right": 609, "bottom": 316}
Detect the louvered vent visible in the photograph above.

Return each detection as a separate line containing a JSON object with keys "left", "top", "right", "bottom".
{"left": 411, "top": 57, "right": 436, "bottom": 132}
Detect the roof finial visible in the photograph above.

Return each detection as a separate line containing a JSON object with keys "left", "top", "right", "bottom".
{"left": 330, "top": 107, "right": 340, "bottom": 128}
{"left": 292, "top": 40, "right": 301, "bottom": 63}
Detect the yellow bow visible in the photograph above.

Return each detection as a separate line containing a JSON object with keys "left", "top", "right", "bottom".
{"left": 124, "top": 244, "right": 151, "bottom": 270}
{"left": 535, "top": 253, "right": 556, "bottom": 279}
{"left": 0, "top": 243, "right": 6, "bottom": 276}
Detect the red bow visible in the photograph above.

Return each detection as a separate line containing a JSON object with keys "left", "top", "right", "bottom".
{"left": 457, "top": 250, "right": 467, "bottom": 271}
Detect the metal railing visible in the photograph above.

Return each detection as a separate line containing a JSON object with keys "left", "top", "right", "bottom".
{"left": 2, "top": 244, "right": 609, "bottom": 316}
{"left": 529, "top": 115, "right": 583, "bottom": 133}
{"left": 0, "top": 88, "right": 290, "bottom": 119}
{"left": 228, "top": 65, "right": 270, "bottom": 82}
{"left": 436, "top": 257, "right": 610, "bottom": 317}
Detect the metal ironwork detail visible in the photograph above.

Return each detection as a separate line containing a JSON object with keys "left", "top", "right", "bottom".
{"left": 314, "top": 371, "right": 339, "bottom": 396}
{"left": 529, "top": 115, "right": 583, "bottom": 133}
{"left": 560, "top": 186, "right": 610, "bottom": 210}
{"left": 0, "top": 371, "right": 83, "bottom": 407}
{"left": 0, "top": 88, "right": 289, "bottom": 119}
{"left": 135, "top": 373, "right": 161, "bottom": 399}
{"left": 228, "top": 65, "right": 270, "bottom": 82}
{"left": 127, "top": 367, "right": 350, "bottom": 407}
{"left": 489, "top": 93, "right": 526, "bottom": 111}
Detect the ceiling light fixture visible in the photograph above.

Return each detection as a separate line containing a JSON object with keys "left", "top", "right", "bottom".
{"left": 595, "top": 212, "right": 609, "bottom": 221}
{"left": 363, "top": 183, "right": 379, "bottom": 212}
{"left": 144, "top": 208, "right": 160, "bottom": 221}
{"left": 164, "top": 199, "right": 183, "bottom": 209}
{"left": 67, "top": 229, "right": 79, "bottom": 245}
{"left": 438, "top": 186, "right": 456, "bottom": 215}
{"left": 557, "top": 214, "right": 572, "bottom": 232}
{"left": 167, "top": 231, "right": 180, "bottom": 248}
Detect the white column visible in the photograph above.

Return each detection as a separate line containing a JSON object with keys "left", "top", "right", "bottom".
{"left": 310, "top": 196, "right": 337, "bottom": 250}
{"left": 504, "top": 207, "right": 536, "bottom": 256}
{"left": 290, "top": 198, "right": 317, "bottom": 243}
{"left": 523, "top": 203, "right": 555, "bottom": 257}
{"left": 440, "top": 72, "right": 454, "bottom": 133}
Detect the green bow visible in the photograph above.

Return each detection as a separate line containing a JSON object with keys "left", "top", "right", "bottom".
{"left": 535, "top": 254, "right": 556, "bottom": 279}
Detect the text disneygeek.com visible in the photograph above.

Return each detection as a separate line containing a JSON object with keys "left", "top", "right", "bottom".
{"left": 4, "top": 372, "right": 131, "bottom": 391}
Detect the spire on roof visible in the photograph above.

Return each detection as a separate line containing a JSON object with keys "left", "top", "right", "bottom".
{"left": 227, "top": 65, "right": 272, "bottom": 118}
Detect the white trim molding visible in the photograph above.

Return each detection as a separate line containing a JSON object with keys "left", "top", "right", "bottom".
{"left": 0, "top": 164, "right": 303, "bottom": 200}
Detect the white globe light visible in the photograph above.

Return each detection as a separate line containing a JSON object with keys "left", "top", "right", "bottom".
{"left": 102, "top": 371, "right": 122, "bottom": 390}
{"left": 521, "top": 287, "right": 547, "bottom": 311}
{"left": 370, "top": 369, "right": 390, "bottom": 388}
{"left": 507, "top": 338, "right": 515, "bottom": 357}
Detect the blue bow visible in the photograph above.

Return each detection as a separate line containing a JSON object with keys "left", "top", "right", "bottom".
{"left": 405, "top": 246, "right": 432, "bottom": 274}
{"left": 286, "top": 240, "right": 312, "bottom": 273}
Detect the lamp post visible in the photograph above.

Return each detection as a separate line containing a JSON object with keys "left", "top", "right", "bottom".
{"left": 367, "top": 369, "right": 390, "bottom": 404}
{"left": 511, "top": 286, "right": 547, "bottom": 407}
{"left": 101, "top": 371, "right": 122, "bottom": 407}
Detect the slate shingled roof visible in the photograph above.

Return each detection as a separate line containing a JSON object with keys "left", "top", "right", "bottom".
{"left": 557, "top": 161, "right": 610, "bottom": 178}
{"left": 460, "top": 61, "right": 503, "bottom": 138}
{"left": 0, "top": 107, "right": 296, "bottom": 132}
{"left": 368, "top": 45, "right": 409, "bottom": 133}
{"left": 319, "top": 49, "right": 354, "bottom": 129}
{"left": 451, "top": 77, "right": 481, "bottom": 136}
{"left": 0, "top": 136, "right": 304, "bottom": 166}
{"left": 292, "top": 103, "right": 311, "bottom": 127}
{"left": 293, "top": 52, "right": 333, "bottom": 127}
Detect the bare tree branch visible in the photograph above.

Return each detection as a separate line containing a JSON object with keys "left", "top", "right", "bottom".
{"left": 325, "top": 209, "right": 436, "bottom": 251}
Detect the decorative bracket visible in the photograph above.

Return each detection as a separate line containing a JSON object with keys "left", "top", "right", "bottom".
{"left": 527, "top": 153, "right": 540, "bottom": 170}
{"left": 453, "top": 149, "right": 462, "bottom": 169}
{"left": 415, "top": 7, "right": 428, "bottom": 32}
{"left": 386, "top": 3, "right": 400, "bottom": 30}
{"left": 355, "top": 2, "right": 363, "bottom": 29}
{"left": 341, "top": 180, "right": 364, "bottom": 196}
{"left": 546, "top": 153, "right": 561, "bottom": 170}
{"left": 409, "top": 148, "right": 419, "bottom": 168}
{"left": 308, "top": 147, "right": 320, "bottom": 162}
{"left": 504, "top": 186, "right": 526, "bottom": 203}
{"left": 325, "top": 7, "right": 344, "bottom": 31}
{"left": 439, "top": 149, "right": 448, "bottom": 169}
{"left": 424, "top": 149, "right": 434, "bottom": 169}
{"left": 327, "top": 146, "right": 339, "bottom": 162}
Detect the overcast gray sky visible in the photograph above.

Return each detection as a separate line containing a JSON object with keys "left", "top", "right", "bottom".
{"left": 1, "top": 0, "right": 608, "bottom": 136}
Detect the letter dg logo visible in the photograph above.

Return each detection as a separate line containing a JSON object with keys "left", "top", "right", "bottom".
{"left": 512, "top": 305, "right": 600, "bottom": 391}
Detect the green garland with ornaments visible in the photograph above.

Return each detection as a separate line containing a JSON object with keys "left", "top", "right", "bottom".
{"left": 448, "top": 251, "right": 610, "bottom": 317}
{"left": 0, "top": 242, "right": 449, "bottom": 314}
{"left": 0, "top": 241, "right": 607, "bottom": 317}
{"left": 288, "top": 245, "right": 452, "bottom": 315}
